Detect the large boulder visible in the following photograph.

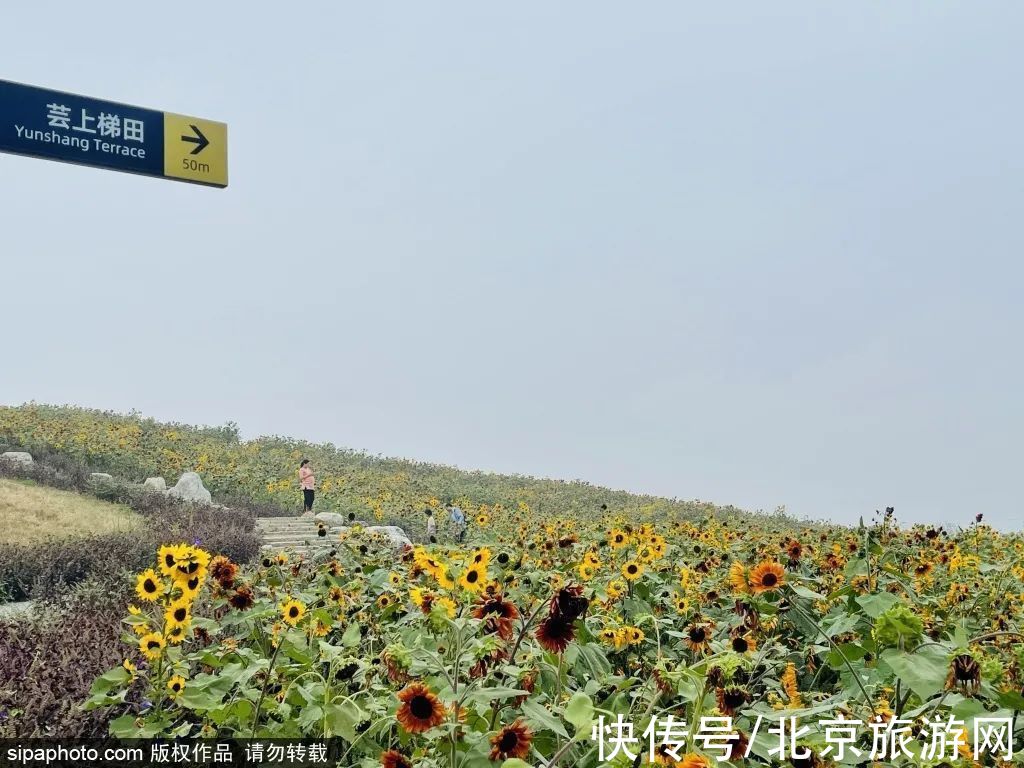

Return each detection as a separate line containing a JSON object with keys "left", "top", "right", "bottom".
{"left": 0, "top": 451, "right": 33, "bottom": 468}
{"left": 166, "top": 472, "right": 212, "bottom": 504}
{"left": 365, "top": 525, "right": 412, "bottom": 551}
{"left": 314, "top": 512, "right": 346, "bottom": 527}
{"left": 143, "top": 477, "right": 167, "bottom": 492}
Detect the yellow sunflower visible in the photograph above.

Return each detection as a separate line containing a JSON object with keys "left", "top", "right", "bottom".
{"left": 157, "top": 544, "right": 187, "bottom": 578}
{"left": 167, "top": 675, "right": 186, "bottom": 699}
{"left": 471, "top": 547, "right": 492, "bottom": 568}
{"left": 608, "top": 529, "right": 629, "bottom": 549}
{"left": 139, "top": 632, "right": 166, "bottom": 661}
{"left": 171, "top": 545, "right": 211, "bottom": 584}
{"left": 626, "top": 626, "right": 645, "bottom": 646}
{"left": 622, "top": 561, "right": 644, "bottom": 581}
{"left": 164, "top": 598, "right": 191, "bottom": 629}
{"left": 459, "top": 565, "right": 486, "bottom": 593}
{"left": 728, "top": 562, "right": 749, "bottom": 594}
{"left": 606, "top": 580, "right": 626, "bottom": 600}
{"left": 281, "top": 599, "right": 306, "bottom": 627}
{"left": 164, "top": 623, "right": 189, "bottom": 645}
{"left": 434, "top": 596, "right": 457, "bottom": 618}
{"left": 135, "top": 569, "right": 164, "bottom": 602}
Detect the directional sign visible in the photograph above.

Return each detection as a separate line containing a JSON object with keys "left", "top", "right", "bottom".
{"left": 0, "top": 79, "right": 227, "bottom": 188}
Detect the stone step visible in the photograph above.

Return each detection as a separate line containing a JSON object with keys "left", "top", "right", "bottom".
{"left": 256, "top": 520, "right": 335, "bottom": 532}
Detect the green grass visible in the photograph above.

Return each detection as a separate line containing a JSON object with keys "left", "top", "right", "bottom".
{"left": 0, "top": 478, "right": 141, "bottom": 545}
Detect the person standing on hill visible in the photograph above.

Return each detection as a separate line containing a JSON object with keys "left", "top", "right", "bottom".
{"left": 425, "top": 509, "right": 437, "bottom": 542}
{"left": 449, "top": 503, "right": 466, "bottom": 543}
{"left": 299, "top": 459, "right": 315, "bottom": 515}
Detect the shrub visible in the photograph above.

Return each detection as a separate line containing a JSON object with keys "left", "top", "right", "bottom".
{"left": 0, "top": 576, "right": 134, "bottom": 737}
{"left": 0, "top": 457, "right": 260, "bottom": 602}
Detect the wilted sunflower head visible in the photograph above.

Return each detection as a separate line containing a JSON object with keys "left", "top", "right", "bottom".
{"left": 716, "top": 685, "right": 749, "bottom": 715}
{"left": 686, "top": 621, "right": 712, "bottom": 653}
{"left": 730, "top": 632, "right": 756, "bottom": 654}
{"left": 948, "top": 653, "right": 981, "bottom": 694}
{"left": 209, "top": 555, "right": 238, "bottom": 588}
{"left": 229, "top": 585, "right": 255, "bottom": 611}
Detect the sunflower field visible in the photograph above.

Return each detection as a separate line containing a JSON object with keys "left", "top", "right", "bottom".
{"left": 0, "top": 404, "right": 763, "bottom": 537}
{"left": 84, "top": 511, "right": 1024, "bottom": 766}
{"left": 4, "top": 405, "right": 1024, "bottom": 765}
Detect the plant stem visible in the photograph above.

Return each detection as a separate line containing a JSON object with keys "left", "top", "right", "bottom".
{"left": 251, "top": 638, "right": 283, "bottom": 738}
{"left": 546, "top": 737, "right": 577, "bottom": 768}
{"left": 789, "top": 597, "right": 877, "bottom": 717}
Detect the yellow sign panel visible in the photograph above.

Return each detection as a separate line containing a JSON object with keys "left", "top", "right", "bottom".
{"left": 163, "top": 112, "right": 228, "bottom": 188}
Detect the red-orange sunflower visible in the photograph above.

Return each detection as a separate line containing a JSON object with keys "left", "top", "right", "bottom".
{"left": 489, "top": 719, "right": 533, "bottom": 761}
{"left": 535, "top": 615, "right": 575, "bottom": 654}
{"left": 749, "top": 560, "right": 785, "bottom": 593}
{"left": 396, "top": 682, "right": 446, "bottom": 733}
{"left": 380, "top": 750, "right": 411, "bottom": 768}
{"left": 472, "top": 594, "right": 520, "bottom": 640}
{"left": 686, "top": 620, "right": 713, "bottom": 654}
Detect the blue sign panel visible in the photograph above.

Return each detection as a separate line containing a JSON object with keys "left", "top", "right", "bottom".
{"left": 0, "top": 79, "right": 165, "bottom": 179}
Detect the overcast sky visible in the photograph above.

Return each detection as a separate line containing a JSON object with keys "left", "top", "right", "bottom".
{"left": 2, "top": 4, "right": 1022, "bottom": 530}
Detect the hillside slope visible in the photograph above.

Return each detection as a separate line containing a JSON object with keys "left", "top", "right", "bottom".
{"left": 0, "top": 403, "right": 802, "bottom": 534}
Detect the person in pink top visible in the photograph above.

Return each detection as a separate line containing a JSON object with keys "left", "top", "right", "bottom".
{"left": 298, "top": 459, "right": 315, "bottom": 514}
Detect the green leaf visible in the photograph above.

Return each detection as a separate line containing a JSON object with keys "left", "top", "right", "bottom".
{"left": 826, "top": 643, "right": 867, "bottom": 669}
{"left": 791, "top": 584, "right": 825, "bottom": 601}
{"left": 501, "top": 760, "right": 532, "bottom": 768}
{"left": 296, "top": 704, "right": 324, "bottom": 731}
{"left": 89, "top": 665, "right": 128, "bottom": 695}
{"left": 576, "top": 642, "right": 612, "bottom": 679}
{"left": 856, "top": 592, "right": 900, "bottom": 619}
{"left": 520, "top": 699, "right": 570, "bottom": 739}
{"left": 108, "top": 714, "right": 142, "bottom": 738}
{"left": 563, "top": 691, "right": 594, "bottom": 733}
{"left": 342, "top": 621, "right": 361, "bottom": 648}
{"left": 325, "top": 700, "right": 364, "bottom": 741}
{"left": 880, "top": 646, "right": 949, "bottom": 701}
{"left": 995, "top": 691, "right": 1024, "bottom": 710}
{"left": 469, "top": 687, "right": 529, "bottom": 704}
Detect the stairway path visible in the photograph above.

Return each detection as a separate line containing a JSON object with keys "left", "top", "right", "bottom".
{"left": 256, "top": 516, "right": 341, "bottom": 557}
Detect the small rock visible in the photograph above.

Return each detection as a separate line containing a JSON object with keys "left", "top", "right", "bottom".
{"left": 143, "top": 477, "right": 167, "bottom": 492}
{"left": 314, "top": 512, "right": 346, "bottom": 527}
{"left": 365, "top": 525, "right": 413, "bottom": 551}
{"left": 166, "top": 472, "right": 212, "bottom": 504}
{"left": 90, "top": 472, "right": 114, "bottom": 482}
{"left": 0, "top": 451, "right": 34, "bottom": 468}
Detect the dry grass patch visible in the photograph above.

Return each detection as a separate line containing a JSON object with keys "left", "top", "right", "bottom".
{"left": 0, "top": 478, "right": 141, "bottom": 545}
